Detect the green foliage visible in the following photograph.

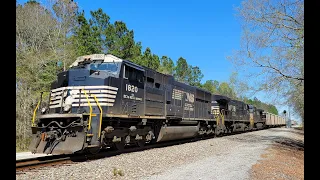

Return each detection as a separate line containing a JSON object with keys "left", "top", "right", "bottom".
{"left": 268, "top": 105, "right": 278, "bottom": 115}
{"left": 217, "top": 82, "right": 237, "bottom": 99}
{"left": 159, "top": 56, "right": 175, "bottom": 75}
{"left": 242, "top": 96, "right": 278, "bottom": 115}
{"left": 105, "top": 21, "right": 141, "bottom": 60}
{"left": 174, "top": 57, "right": 189, "bottom": 83}
{"left": 187, "top": 66, "right": 203, "bottom": 87}
{"left": 72, "top": 11, "right": 104, "bottom": 55}
{"left": 72, "top": 8, "right": 142, "bottom": 60}
{"left": 202, "top": 80, "right": 219, "bottom": 93}
{"left": 16, "top": 0, "right": 79, "bottom": 151}
{"left": 135, "top": 47, "right": 160, "bottom": 70}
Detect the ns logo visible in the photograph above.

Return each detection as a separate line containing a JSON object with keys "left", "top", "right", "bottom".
{"left": 185, "top": 92, "right": 194, "bottom": 103}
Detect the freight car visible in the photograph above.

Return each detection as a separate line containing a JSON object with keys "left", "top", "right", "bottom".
{"left": 264, "top": 112, "right": 286, "bottom": 127}
{"left": 29, "top": 54, "right": 285, "bottom": 155}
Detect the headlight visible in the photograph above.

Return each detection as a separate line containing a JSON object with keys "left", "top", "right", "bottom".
{"left": 63, "top": 90, "right": 69, "bottom": 97}
{"left": 63, "top": 96, "right": 73, "bottom": 112}
{"left": 41, "top": 107, "right": 47, "bottom": 114}
{"left": 63, "top": 105, "right": 71, "bottom": 112}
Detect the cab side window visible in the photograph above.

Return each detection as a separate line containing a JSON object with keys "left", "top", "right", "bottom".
{"left": 124, "top": 65, "right": 144, "bottom": 83}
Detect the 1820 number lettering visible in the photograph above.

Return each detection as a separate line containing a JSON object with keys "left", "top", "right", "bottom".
{"left": 125, "top": 84, "right": 138, "bottom": 93}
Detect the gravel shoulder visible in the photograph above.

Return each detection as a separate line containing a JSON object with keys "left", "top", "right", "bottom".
{"left": 16, "top": 128, "right": 303, "bottom": 180}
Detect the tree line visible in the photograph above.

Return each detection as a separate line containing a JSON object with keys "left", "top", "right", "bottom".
{"left": 16, "top": 0, "right": 280, "bottom": 151}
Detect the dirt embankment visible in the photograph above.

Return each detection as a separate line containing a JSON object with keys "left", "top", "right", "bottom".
{"left": 250, "top": 128, "right": 304, "bottom": 180}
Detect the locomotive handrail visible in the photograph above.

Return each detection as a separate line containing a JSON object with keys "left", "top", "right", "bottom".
{"left": 215, "top": 113, "right": 220, "bottom": 126}
{"left": 250, "top": 114, "right": 254, "bottom": 126}
{"left": 220, "top": 110, "right": 225, "bottom": 125}
{"left": 83, "top": 89, "right": 93, "bottom": 130}
{"left": 92, "top": 95, "right": 103, "bottom": 138}
{"left": 32, "top": 100, "right": 41, "bottom": 127}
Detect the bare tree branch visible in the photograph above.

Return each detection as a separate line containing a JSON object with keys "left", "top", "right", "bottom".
{"left": 229, "top": 0, "right": 304, "bottom": 121}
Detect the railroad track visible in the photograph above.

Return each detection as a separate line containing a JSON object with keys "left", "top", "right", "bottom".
{"left": 16, "top": 127, "right": 283, "bottom": 173}
{"left": 16, "top": 135, "right": 207, "bottom": 172}
{"left": 16, "top": 154, "right": 74, "bottom": 172}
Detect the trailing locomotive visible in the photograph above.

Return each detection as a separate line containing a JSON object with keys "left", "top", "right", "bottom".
{"left": 29, "top": 54, "right": 285, "bottom": 155}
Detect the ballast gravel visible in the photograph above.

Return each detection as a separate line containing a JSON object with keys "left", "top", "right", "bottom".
{"left": 16, "top": 128, "right": 299, "bottom": 180}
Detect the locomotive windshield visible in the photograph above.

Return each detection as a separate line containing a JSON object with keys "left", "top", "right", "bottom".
{"left": 86, "top": 61, "right": 121, "bottom": 75}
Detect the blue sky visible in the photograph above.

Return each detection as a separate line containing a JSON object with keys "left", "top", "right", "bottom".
{"left": 76, "top": 0, "right": 243, "bottom": 83}
{"left": 18, "top": 0, "right": 241, "bottom": 83}
{"left": 17, "top": 0, "right": 300, "bottom": 123}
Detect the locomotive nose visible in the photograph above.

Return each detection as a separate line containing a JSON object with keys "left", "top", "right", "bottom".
{"left": 52, "top": 68, "right": 110, "bottom": 92}
{"left": 68, "top": 69, "right": 91, "bottom": 85}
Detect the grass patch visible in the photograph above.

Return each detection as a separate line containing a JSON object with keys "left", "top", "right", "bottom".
{"left": 293, "top": 127, "right": 303, "bottom": 131}
{"left": 16, "top": 138, "right": 31, "bottom": 152}
{"left": 113, "top": 167, "right": 124, "bottom": 176}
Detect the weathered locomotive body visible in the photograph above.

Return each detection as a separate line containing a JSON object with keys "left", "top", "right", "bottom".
{"left": 29, "top": 54, "right": 285, "bottom": 155}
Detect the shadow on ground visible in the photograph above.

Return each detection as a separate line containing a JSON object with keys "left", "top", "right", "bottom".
{"left": 268, "top": 128, "right": 304, "bottom": 136}
{"left": 225, "top": 129, "right": 304, "bottom": 152}
{"left": 272, "top": 136, "right": 304, "bottom": 151}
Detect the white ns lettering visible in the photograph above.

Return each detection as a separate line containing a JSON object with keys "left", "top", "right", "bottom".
{"left": 185, "top": 93, "right": 195, "bottom": 103}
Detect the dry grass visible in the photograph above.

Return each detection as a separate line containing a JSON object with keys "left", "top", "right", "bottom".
{"left": 112, "top": 167, "right": 124, "bottom": 177}
{"left": 16, "top": 138, "right": 31, "bottom": 152}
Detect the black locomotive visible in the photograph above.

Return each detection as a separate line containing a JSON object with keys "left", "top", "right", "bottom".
{"left": 29, "top": 54, "right": 284, "bottom": 155}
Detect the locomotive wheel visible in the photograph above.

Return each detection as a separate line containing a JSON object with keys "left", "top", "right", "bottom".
{"left": 136, "top": 140, "right": 145, "bottom": 147}
{"left": 114, "top": 141, "right": 125, "bottom": 151}
{"left": 215, "top": 128, "right": 220, "bottom": 137}
{"left": 88, "top": 146, "right": 101, "bottom": 155}
{"left": 226, "top": 128, "right": 232, "bottom": 134}
{"left": 113, "top": 136, "right": 126, "bottom": 151}
{"left": 213, "top": 130, "right": 218, "bottom": 137}
{"left": 145, "top": 131, "right": 154, "bottom": 143}
{"left": 124, "top": 135, "right": 131, "bottom": 145}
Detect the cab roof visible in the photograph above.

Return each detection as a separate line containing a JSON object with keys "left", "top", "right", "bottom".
{"left": 69, "top": 54, "right": 123, "bottom": 68}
